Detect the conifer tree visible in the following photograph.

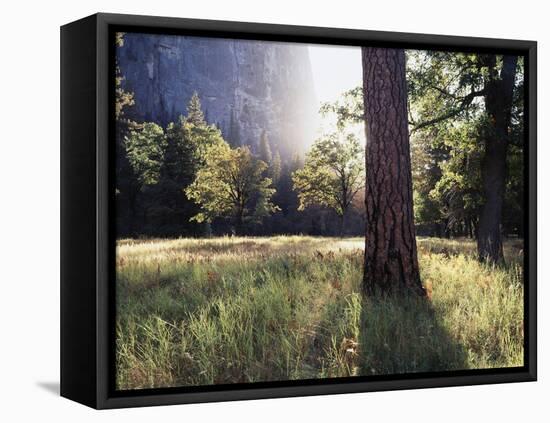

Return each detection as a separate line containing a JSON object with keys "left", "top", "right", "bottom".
{"left": 259, "top": 130, "right": 272, "bottom": 164}
{"left": 271, "top": 150, "right": 282, "bottom": 185}
{"left": 186, "top": 92, "right": 205, "bottom": 125}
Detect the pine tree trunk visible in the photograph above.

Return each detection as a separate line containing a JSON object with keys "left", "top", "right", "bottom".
{"left": 477, "top": 55, "right": 518, "bottom": 265}
{"left": 361, "top": 47, "right": 424, "bottom": 296}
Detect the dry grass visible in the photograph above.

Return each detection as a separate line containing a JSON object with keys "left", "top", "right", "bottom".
{"left": 116, "top": 236, "right": 364, "bottom": 264}
{"left": 115, "top": 236, "right": 524, "bottom": 390}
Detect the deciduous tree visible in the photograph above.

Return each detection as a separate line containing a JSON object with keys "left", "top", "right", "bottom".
{"left": 186, "top": 144, "right": 278, "bottom": 233}
{"left": 124, "top": 122, "right": 166, "bottom": 186}
{"left": 476, "top": 55, "right": 518, "bottom": 264}
{"left": 292, "top": 131, "right": 364, "bottom": 235}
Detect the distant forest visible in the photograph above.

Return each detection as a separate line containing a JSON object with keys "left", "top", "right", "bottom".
{"left": 115, "top": 33, "right": 524, "bottom": 242}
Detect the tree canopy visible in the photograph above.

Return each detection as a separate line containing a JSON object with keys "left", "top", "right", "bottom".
{"left": 292, "top": 131, "right": 364, "bottom": 233}
{"left": 407, "top": 51, "right": 523, "bottom": 262}
{"left": 113, "top": 40, "right": 524, "bottom": 250}
{"left": 186, "top": 144, "right": 279, "bottom": 232}
{"left": 124, "top": 122, "right": 166, "bottom": 186}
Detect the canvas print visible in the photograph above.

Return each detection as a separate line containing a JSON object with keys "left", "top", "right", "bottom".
{"left": 114, "top": 31, "right": 525, "bottom": 390}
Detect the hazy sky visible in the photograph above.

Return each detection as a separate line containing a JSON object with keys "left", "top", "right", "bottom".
{"left": 308, "top": 44, "right": 362, "bottom": 104}
{"left": 308, "top": 44, "right": 364, "bottom": 140}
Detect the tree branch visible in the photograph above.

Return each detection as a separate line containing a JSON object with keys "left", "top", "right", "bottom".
{"left": 411, "top": 88, "right": 486, "bottom": 133}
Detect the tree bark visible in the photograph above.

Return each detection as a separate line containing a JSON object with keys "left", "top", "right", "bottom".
{"left": 477, "top": 55, "right": 518, "bottom": 265}
{"left": 362, "top": 47, "right": 425, "bottom": 296}
{"left": 339, "top": 210, "right": 347, "bottom": 237}
{"left": 234, "top": 204, "right": 244, "bottom": 235}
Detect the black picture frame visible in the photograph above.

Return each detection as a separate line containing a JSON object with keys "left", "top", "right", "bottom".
{"left": 60, "top": 12, "right": 537, "bottom": 409}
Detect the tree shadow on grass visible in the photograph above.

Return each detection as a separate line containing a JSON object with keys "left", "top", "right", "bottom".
{"left": 358, "top": 293, "right": 469, "bottom": 376}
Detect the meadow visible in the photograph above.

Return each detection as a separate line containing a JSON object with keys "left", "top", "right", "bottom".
{"left": 115, "top": 236, "right": 524, "bottom": 390}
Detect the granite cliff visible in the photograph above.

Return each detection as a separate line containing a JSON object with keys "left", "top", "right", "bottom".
{"left": 117, "top": 32, "right": 318, "bottom": 158}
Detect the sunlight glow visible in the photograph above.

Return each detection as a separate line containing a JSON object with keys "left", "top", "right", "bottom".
{"left": 308, "top": 44, "right": 364, "bottom": 142}
{"left": 308, "top": 44, "right": 362, "bottom": 104}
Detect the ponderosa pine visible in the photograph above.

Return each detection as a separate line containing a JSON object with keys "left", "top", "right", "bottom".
{"left": 361, "top": 47, "right": 425, "bottom": 296}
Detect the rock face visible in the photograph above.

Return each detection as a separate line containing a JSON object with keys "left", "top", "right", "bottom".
{"left": 117, "top": 32, "right": 318, "bottom": 159}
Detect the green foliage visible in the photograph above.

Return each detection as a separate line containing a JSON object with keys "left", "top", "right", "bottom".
{"left": 115, "top": 32, "right": 125, "bottom": 47}
{"left": 124, "top": 122, "right": 166, "bottom": 186}
{"left": 116, "top": 90, "right": 228, "bottom": 236}
{"left": 411, "top": 132, "right": 444, "bottom": 228}
{"left": 292, "top": 131, "right": 364, "bottom": 217}
{"left": 186, "top": 144, "right": 279, "bottom": 228}
{"left": 184, "top": 117, "right": 225, "bottom": 166}
{"left": 316, "top": 52, "right": 523, "bottom": 240}
{"left": 430, "top": 122, "right": 484, "bottom": 228}
{"left": 270, "top": 150, "right": 282, "bottom": 185}
{"left": 319, "top": 86, "right": 363, "bottom": 130}
{"left": 114, "top": 33, "right": 134, "bottom": 121}
{"left": 411, "top": 119, "right": 484, "bottom": 235}
{"left": 227, "top": 109, "right": 241, "bottom": 147}
{"left": 186, "top": 92, "right": 205, "bottom": 125}
{"left": 407, "top": 51, "right": 524, "bottom": 237}
{"left": 145, "top": 115, "right": 205, "bottom": 236}
{"left": 115, "top": 71, "right": 135, "bottom": 120}
{"left": 163, "top": 117, "right": 196, "bottom": 181}
{"left": 114, "top": 32, "right": 141, "bottom": 235}
{"left": 407, "top": 51, "right": 486, "bottom": 132}
{"left": 115, "top": 236, "right": 524, "bottom": 389}
{"left": 113, "top": 41, "right": 523, "bottom": 240}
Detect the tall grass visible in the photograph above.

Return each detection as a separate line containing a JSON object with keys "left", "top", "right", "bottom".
{"left": 115, "top": 236, "right": 523, "bottom": 390}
